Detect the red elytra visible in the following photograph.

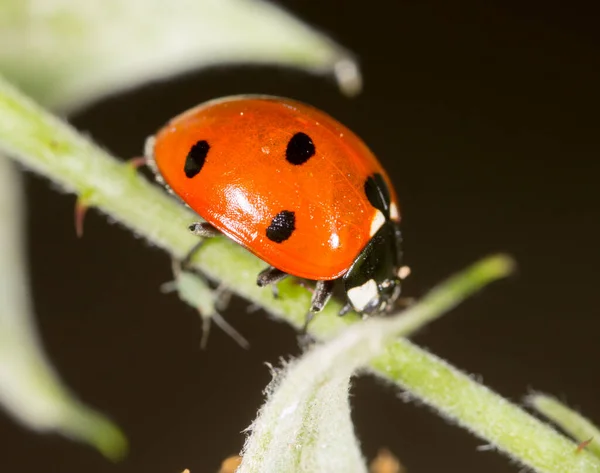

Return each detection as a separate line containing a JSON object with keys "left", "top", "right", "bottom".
{"left": 148, "top": 95, "right": 403, "bottom": 317}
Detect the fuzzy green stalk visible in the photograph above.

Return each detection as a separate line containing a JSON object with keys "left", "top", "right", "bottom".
{"left": 0, "top": 75, "right": 598, "bottom": 473}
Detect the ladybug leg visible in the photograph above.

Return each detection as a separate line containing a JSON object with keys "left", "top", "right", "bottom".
{"left": 302, "top": 280, "right": 335, "bottom": 331}
{"left": 256, "top": 267, "right": 289, "bottom": 299}
{"left": 180, "top": 240, "right": 205, "bottom": 270}
{"left": 180, "top": 222, "right": 221, "bottom": 269}
{"left": 310, "top": 280, "right": 335, "bottom": 313}
{"left": 189, "top": 221, "right": 221, "bottom": 237}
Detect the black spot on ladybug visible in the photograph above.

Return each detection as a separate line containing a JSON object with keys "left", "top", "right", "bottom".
{"left": 266, "top": 210, "right": 296, "bottom": 243}
{"left": 184, "top": 140, "right": 209, "bottom": 178}
{"left": 286, "top": 132, "right": 315, "bottom": 165}
{"left": 364, "top": 173, "right": 391, "bottom": 218}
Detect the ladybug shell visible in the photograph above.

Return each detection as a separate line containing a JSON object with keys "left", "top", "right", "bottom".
{"left": 149, "top": 96, "right": 400, "bottom": 281}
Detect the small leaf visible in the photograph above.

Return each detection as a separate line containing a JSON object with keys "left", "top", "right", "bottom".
{"left": 0, "top": 0, "right": 361, "bottom": 111}
{"left": 528, "top": 394, "right": 600, "bottom": 459}
{"left": 0, "top": 156, "right": 127, "bottom": 460}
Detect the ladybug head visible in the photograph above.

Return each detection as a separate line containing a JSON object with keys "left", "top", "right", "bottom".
{"left": 343, "top": 221, "right": 403, "bottom": 315}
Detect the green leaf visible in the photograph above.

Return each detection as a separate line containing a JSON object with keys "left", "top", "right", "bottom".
{"left": 528, "top": 394, "right": 600, "bottom": 459}
{"left": 0, "top": 0, "right": 361, "bottom": 111}
{"left": 0, "top": 157, "right": 127, "bottom": 460}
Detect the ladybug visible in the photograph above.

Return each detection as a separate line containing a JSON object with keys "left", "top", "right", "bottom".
{"left": 146, "top": 95, "right": 403, "bottom": 322}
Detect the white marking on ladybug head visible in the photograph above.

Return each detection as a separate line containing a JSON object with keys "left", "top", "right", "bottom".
{"left": 347, "top": 279, "right": 378, "bottom": 312}
{"left": 370, "top": 210, "right": 386, "bottom": 237}
{"left": 390, "top": 202, "right": 400, "bottom": 221}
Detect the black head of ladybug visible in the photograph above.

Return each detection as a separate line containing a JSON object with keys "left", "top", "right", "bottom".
{"left": 343, "top": 220, "right": 403, "bottom": 315}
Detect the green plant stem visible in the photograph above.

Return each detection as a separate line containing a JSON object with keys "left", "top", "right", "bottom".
{"left": 370, "top": 342, "right": 600, "bottom": 472}
{"left": 0, "top": 76, "right": 598, "bottom": 473}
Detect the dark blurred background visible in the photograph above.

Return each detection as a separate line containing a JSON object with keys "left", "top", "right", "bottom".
{"left": 2, "top": 0, "right": 599, "bottom": 471}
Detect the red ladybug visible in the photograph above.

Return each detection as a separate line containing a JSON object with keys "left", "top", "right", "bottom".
{"left": 147, "top": 96, "right": 403, "bottom": 321}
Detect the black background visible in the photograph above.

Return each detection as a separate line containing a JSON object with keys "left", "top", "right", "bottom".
{"left": 2, "top": 0, "right": 599, "bottom": 472}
